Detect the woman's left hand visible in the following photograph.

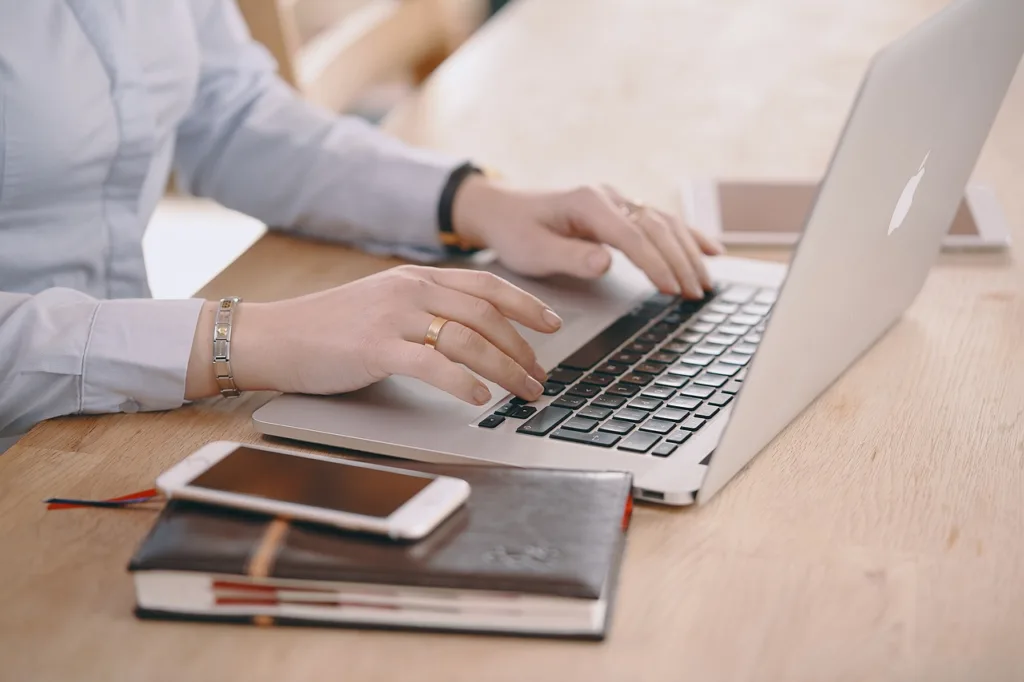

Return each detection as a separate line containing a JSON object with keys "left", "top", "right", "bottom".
{"left": 451, "top": 176, "right": 724, "bottom": 300}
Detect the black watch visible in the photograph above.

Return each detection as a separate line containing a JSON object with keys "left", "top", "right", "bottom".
{"left": 437, "top": 162, "right": 486, "bottom": 255}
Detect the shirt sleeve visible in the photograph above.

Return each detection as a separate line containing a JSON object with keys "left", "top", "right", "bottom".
{"left": 0, "top": 289, "right": 204, "bottom": 440}
{"left": 174, "top": 0, "right": 460, "bottom": 261}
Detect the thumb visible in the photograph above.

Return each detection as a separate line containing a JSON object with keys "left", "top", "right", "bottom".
{"left": 531, "top": 231, "right": 612, "bottom": 279}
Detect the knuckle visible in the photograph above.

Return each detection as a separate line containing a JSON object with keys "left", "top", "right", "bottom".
{"left": 470, "top": 296, "right": 500, "bottom": 323}
{"left": 450, "top": 323, "right": 481, "bottom": 352}
{"left": 572, "top": 185, "right": 604, "bottom": 207}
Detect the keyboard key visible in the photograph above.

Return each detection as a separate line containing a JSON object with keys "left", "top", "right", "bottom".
{"left": 606, "top": 383, "right": 640, "bottom": 397}
{"left": 722, "top": 380, "right": 743, "bottom": 394}
{"left": 543, "top": 381, "right": 565, "bottom": 396}
{"left": 679, "top": 416, "right": 707, "bottom": 431}
{"left": 680, "top": 384, "right": 714, "bottom": 399}
{"left": 720, "top": 353, "right": 751, "bottom": 366}
{"left": 665, "top": 430, "right": 692, "bottom": 444}
{"left": 667, "top": 363, "right": 701, "bottom": 377}
{"left": 494, "top": 403, "right": 514, "bottom": 416}
{"left": 593, "top": 394, "right": 627, "bottom": 408}
{"left": 655, "top": 373, "right": 689, "bottom": 388}
{"left": 560, "top": 312, "right": 651, "bottom": 370}
{"left": 742, "top": 303, "right": 772, "bottom": 316}
{"left": 647, "top": 352, "right": 679, "bottom": 365}
{"left": 547, "top": 367, "right": 583, "bottom": 385}
{"left": 550, "top": 428, "right": 621, "bottom": 447}
{"left": 610, "top": 351, "right": 642, "bottom": 365}
{"left": 563, "top": 416, "right": 599, "bottom": 432}
{"left": 668, "top": 396, "right": 702, "bottom": 410}
{"left": 595, "top": 362, "right": 629, "bottom": 376}
{"left": 753, "top": 289, "right": 778, "bottom": 305}
{"left": 694, "top": 373, "right": 728, "bottom": 388}
{"left": 720, "top": 286, "right": 757, "bottom": 304}
{"left": 641, "top": 386, "right": 675, "bottom": 400}
{"left": 599, "top": 419, "right": 635, "bottom": 435}
{"left": 638, "top": 331, "right": 667, "bottom": 345}
{"left": 510, "top": 397, "right": 528, "bottom": 406}
{"left": 704, "top": 334, "right": 736, "bottom": 346}
{"left": 567, "top": 383, "right": 601, "bottom": 398}
{"left": 737, "top": 368, "right": 749, "bottom": 380}
{"left": 693, "top": 345, "right": 726, "bottom": 356}
{"left": 640, "top": 419, "right": 675, "bottom": 434}
{"left": 615, "top": 408, "right": 649, "bottom": 423}
{"left": 620, "top": 373, "right": 653, "bottom": 386}
{"left": 679, "top": 353, "right": 713, "bottom": 367}
{"left": 552, "top": 395, "right": 588, "bottom": 410}
{"left": 618, "top": 431, "right": 661, "bottom": 453}
{"left": 707, "top": 363, "right": 741, "bottom": 377}
{"left": 509, "top": 406, "right": 537, "bottom": 419}
{"left": 694, "top": 404, "right": 720, "bottom": 419}
{"left": 654, "top": 407, "right": 689, "bottom": 422}
{"left": 664, "top": 341, "right": 694, "bottom": 353}
{"left": 708, "top": 393, "right": 733, "bottom": 407}
{"left": 718, "top": 324, "right": 751, "bottom": 336}
{"left": 634, "top": 362, "right": 664, "bottom": 375}
{"left": 698, "top": 312, "right": 727, "bottom": 324}
{"left": 730, "top": 313, "right": 762, "bottom": 326}
{"left": 516, "top": 406, "right": 572, "bottom": 435}
{"left": 689, "top": 322, "right": 716, "bottom": 334}
{"left": 708, "top": 302, "right": 739, "bottom": 314}
{"left": 754, "top": 323, "right": 767, "bottom": 333}
{"left": 581, "top": 372, "right": 615, "bottom": 387}
{"left": 478, "top": 415, "right": 505, "bottom": 428}
{"left": 732, "top": 343, "right": 758, "bottom": 355}
{"left": 652, "top": 442, "right": 678, "bottom": 457}
{"left": 629, "top": 397, "right": 663, "bottom": 411}
{"left": 579, "top": 405, "right": 614, "bottom": 420}
{"left": 627, "top": 341, "right": 656, "bottom": 354}
{"left": 743, "top": 333, "right": 762, "bottom": 343}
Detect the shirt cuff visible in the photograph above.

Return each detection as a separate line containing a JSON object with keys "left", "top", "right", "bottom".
{"left": 80, "top": 298, "right": 206, "bottom": 414}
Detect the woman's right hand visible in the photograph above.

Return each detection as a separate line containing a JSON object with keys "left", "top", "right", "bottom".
{"left": 187, "top": 265, "right": 562, "bottom": 406}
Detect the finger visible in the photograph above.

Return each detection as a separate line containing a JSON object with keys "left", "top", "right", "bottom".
{"left": 413, "top": 282, "right": 547, "bottom": 382}
{"left": 568, "top": 189, "right": 680, "bottom": 295}
{"left": 634, "top": 209, "right": 704, "bottom": 299}
{"left": 425, "top": 268, "right": 562, "bottom": 333}
{"left": 668, "top": 212, "right": 714, "bottom": 291}
{"left": 688, "top": 223, "right": 726, "bottom": 256}
{"left": 428, "top": 317, "right": 544, "bottom": 401}
{"left": 383, "top": 341, "right": 492, "bottom": 406}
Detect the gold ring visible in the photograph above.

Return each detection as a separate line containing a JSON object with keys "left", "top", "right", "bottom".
{"left": 423, "top": 316, "right": 449, "bottom": 349}
{"left": 620, "top": 199, "right": 646, "bottom": 221}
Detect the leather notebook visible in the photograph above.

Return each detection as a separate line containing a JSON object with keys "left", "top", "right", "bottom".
{"left": 128, "top": 462, "right": 633, "bottom": 639}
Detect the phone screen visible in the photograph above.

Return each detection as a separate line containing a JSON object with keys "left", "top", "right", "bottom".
{"left": 188, "top": 447, "right": 434, "bottom": 518}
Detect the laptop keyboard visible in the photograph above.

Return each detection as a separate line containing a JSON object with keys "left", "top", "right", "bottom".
{"left": 477, "top": 284, "right": 778, "bottom": 457}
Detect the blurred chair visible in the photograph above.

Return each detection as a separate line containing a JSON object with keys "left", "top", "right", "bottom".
{"left": 235, "top": 0, "right": 486, "bottom": 113}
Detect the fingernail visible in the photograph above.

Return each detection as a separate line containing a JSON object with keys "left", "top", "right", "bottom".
{"left": 473, "top": 385, "right": 492, "bottom": 405}
{"left": 525, "top": 376, "right": 544, "bottom": 399}
{"left": 531, "top": 361, "right": 548, "bottom": 382}
{"left": 588, "top": 250, "right": 609, "bottom": 274}
{"left": 665, "top": 281, "right": 682, "bottom": 296}
{"left": 542, "top": 308, "right": 562, "bottom": 330}
{"left": 686, "top": 282, "right": 704, "bottom": 299}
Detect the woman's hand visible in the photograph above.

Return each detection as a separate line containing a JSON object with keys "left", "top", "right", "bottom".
{"left": 186, "top": 265, "right": 561, "bottom": 405}
{"left": 452, "top": 176, "right": 724, "bottom": 300}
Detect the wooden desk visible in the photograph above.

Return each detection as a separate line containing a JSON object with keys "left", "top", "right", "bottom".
{"left": 3, "top": 0, "right": 1023, "bottom": 679}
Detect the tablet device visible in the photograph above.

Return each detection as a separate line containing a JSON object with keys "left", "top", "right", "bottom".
{"left": 680, "top": 178, "right": 1011, "bottom": 250}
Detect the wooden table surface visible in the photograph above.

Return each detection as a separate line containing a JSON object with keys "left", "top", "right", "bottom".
{"left": 3, "top": 0, "right": 1023, "bottom": 680}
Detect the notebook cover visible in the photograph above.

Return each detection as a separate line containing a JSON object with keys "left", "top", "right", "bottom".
{"left": 129, "top": 462, "right": 633, "bottom": 600}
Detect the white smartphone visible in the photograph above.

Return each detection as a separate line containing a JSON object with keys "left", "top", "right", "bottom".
{"left": 680, "top": 178, "right": 1011, "bottom": 250}
{"left": 156, "top": 441, "right": 470, "bottom": 540}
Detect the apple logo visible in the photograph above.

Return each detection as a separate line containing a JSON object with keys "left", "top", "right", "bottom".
{"left": 888, "top": 151, "right": 930, "bottom": 235}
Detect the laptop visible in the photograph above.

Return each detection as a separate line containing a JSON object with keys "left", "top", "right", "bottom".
{"left": 254, "top": 0, "right": 1024, "bottom": 506}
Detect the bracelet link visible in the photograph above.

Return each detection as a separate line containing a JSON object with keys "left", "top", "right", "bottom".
{"left": 212, "top": 297, "right": 242, "bottom": 398}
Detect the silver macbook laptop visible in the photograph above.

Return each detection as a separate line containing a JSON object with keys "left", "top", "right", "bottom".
{"left": 254, "top": 0, "right": 1024, "bottom": 506}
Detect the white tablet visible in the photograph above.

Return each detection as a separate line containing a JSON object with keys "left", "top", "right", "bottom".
{"left": 680, "top": 178, "right": 1011, "bottom": 250}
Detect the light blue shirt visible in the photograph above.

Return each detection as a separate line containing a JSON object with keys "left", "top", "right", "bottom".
{"left": 0, "top": 0, "right": 458, "bottom": 443}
